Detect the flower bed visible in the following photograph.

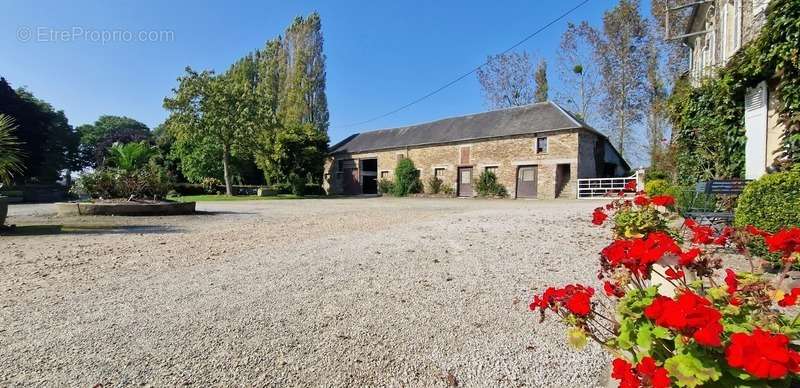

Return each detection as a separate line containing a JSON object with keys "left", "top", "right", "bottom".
{"left": 531, "top": 181, "right": 800, "bottom": 387}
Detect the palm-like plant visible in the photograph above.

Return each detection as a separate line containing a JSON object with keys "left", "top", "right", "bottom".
{"left": 0, "top": 114, "right": 25, "bottom": 187}
{"left": 107, "top": 141, "right": 154, "bottom": 172}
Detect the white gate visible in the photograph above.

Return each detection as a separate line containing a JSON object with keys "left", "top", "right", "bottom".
{"left": 577, "top": 170, "right": 643, "bottom": 199}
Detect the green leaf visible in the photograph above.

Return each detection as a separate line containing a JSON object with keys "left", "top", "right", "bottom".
{"left": 652, "top": 326, "right": 672, "bottom": 339}
{"left": 664, "top": 352, "right": 722, "bottom": 388}
{"left": 636, "top": 323, "right": 653, "bottom": 355}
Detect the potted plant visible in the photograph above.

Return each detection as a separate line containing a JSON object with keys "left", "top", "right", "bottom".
{"left": 0, "top": 114, "right": 25, "bottom": 228}
{"left": 531, "top": 183, "right": 800, "bottom": 387}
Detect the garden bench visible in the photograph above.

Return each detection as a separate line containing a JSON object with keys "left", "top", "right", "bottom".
{"left": 682, "top": 179, "right": 749, "bottom": 227}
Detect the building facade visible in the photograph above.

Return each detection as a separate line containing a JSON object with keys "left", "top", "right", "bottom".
{"left": 323, "top": 102, "right": 629, "bottom": 199}
{"left": 680, "top": 0, "right": 779, "bottom": 179}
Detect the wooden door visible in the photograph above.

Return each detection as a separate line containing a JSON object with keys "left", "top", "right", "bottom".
{"left": 516, "top": 166, "right": 538, "bottom": 198}
{"left": 458, "top": 167, "right": 473, "bottom": 197}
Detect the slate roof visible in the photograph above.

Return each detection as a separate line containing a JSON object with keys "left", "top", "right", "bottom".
{"left": 329, "top": 101, "right": 602, "bottom": 154}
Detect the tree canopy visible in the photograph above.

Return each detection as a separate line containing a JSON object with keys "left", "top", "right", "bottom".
{"left": 0, "top": 77, "right": 81, "bottom": 183}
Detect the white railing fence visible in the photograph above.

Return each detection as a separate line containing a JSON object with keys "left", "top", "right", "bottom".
{"left": 576, "top": 169, "right": 645, "bottom": 199}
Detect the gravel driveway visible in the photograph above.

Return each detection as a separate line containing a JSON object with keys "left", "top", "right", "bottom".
{"left": 0, "top": 198, "right": 611, "bottom": 387}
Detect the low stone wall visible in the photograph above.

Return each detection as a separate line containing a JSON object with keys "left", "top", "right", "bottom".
{"left": 55, "top": 201, "right": 196, "bottom": 217}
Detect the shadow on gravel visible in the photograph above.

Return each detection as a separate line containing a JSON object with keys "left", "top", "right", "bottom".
{"left": 2, "top": 224, "right": 182, "bottom": 236}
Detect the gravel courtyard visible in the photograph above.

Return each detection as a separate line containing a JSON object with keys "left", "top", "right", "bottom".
{"left": 0, "top": 198, "right": 611, "bottom": 387}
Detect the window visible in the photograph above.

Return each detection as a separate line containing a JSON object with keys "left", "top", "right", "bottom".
{"left": 396, "top": 153, "right": 405, "bottom": 161}
{"left": 434, "top": 168, "right": 445, "bottom": 178}
{"left": 380, "top": 171, "right": 390, "bottom": 179}
{"left": 536, "top": 137, "right": 548, "bottom": 154}
{"left": 484, "top": 166, "right": 498, "bottom": 175}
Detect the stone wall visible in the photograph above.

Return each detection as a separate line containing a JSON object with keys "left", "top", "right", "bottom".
{"left": 324, "top": 129, "right": 601, "bottom": 199}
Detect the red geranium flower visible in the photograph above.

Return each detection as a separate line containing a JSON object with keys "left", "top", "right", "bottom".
{"left": 624, "top": 180, "right": 637, "bottom": 191}
{"left": 601, "top": 233, "right": 682, "bottom": 278}
{"left": 724, "top": 269, "right": 738, "bottom": 295}
{"left": 530, "top": 284, "right": 594, "bottom": 317}
{"left": 684, "top": 219, "right": 715, "bottom": 244}
{"left": 746, "top": 224, "right": 772, "bottom": 238}
{"left": 778, "top": 288, "right": 800, "bottom": 307}
{"left": 644, "top": 290, "right": 723, "bottom": 347}
{"left": 764, "top": 227, "right": 800, "bottom": 258}
{"left": 611, "top": 357, "right": 670, "bottom": 388}
{"left": 650, "top": 195, "right": 675, "bottom": 207}
{"left": 678, "top": 248, "right": 701, "bottom": 266}
{"left": 592, "top": 208, "right": 608, "bottom": 226}
{"left": 664, "top": 267, "right": 684, "bottom": 280}
{"left": 726, "top": 328, "right": 800, "bottom": 379}
{"left": 634, "top": 195, "right": 650, "bottom": 206}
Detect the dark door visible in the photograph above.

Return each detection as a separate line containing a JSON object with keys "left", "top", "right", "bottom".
{"left": 340, "top": 159, "right": 360, "bottom": 195}
{"left": 360, "top": 159, "right": 378, "bottom": 194}
{"left": 516, "top": 165, "right": 538, "bottom": 198}
{"left": 458, "top": 167, "right": 473, "bottom": 197}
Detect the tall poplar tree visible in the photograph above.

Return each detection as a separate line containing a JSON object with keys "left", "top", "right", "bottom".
{"left": 589, "top": 0, "right": 649, "bottom": 159}
{"left": 556, "top": 22, "right": 601, "bottom": 124}
{"left": 534, "top": 60, "right": 549, "bottom": 103}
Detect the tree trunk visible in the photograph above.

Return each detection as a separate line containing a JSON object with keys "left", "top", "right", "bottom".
{"left": 222, "top": 144, "right": 233, "bottom": 196}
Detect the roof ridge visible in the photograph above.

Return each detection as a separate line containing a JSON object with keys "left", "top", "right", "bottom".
{"left": 350, "top": 101, "right": 554, "bottom": 135}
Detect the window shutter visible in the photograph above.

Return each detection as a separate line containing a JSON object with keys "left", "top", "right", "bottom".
{"left": 744, "top": 82, "right": 768, "bottom": 179}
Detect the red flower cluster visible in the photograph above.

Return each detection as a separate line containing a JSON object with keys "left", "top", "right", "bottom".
{"left": 683, "top": 219, "right": 730, "bottom": 245}
{"left": 634, "top": 195, "right": 650, "bottom": 206}
{"left": 593, "top": 207, "right": 609, "bottom": 225}
{"left": 764, "top": 227, "right": 800, "bottom": 258}
{"left": 530, "top": 284, "right": 595, "bottom": 317}
{"left": 644, "top": 291, "right": 723, "bottom": 347}
{"left": 600, "top": 232, "right": 681, "bottom": 277}
{"left": 726, "top": 328, "right": 800, "bottom": 379}
{"left": 650, "top": 195, "right": 675, "bottom": 207}
{"left": 611, "top": 357, "right": 670, "bottom": 388}
{"left": 624, "top": 180, "right": 638, "bottom": 192}
{"left": 778, "top": 288, "right": 800, "bottom": 307}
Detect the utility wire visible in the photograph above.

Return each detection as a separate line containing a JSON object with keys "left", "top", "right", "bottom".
{"left": 334, "top": 0, "right": 592, "bottom": 130}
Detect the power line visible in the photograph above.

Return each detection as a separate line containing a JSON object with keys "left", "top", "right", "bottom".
{"left": 334, "top": 0, "right": 592, "bottom": 131}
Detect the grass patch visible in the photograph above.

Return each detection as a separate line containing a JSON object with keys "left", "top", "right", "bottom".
{"left": 168, "top": 194, "right": 311, "bottom": 202}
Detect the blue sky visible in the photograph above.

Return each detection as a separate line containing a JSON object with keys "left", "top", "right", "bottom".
{"left": 2, "top": 0, "right": 638, "bottom": 145}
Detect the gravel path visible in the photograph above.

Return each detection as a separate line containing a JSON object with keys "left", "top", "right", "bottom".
{"left": 1, "top": 198, "right": 611, "bottom": 387}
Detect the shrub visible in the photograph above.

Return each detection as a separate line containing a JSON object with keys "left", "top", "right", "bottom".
{"left": 427, "top": 176, "right": 443, "bottom": 194}
{"left": 303, "top": 183, "right": 326, "bottom": 196}
{"left": 289, "top": 173, "right": 305, "bottom": 196}
{"left": 378, "top": 178, "right": 394, "bottom": 195}
{"left": 392, "top": 159, "right": 422, "bottom": 197}
{"left": 200, "top": 177, "right": 222, "bottom": 194}
{"left": 107, "top": 141, "right": 154, "bottom": 172}
{"left": 71, "top": 163, "right": 174, "bottom": 199}
{"left": 441, "top": 184, "right": 454, "bottom": 196}
{"left": 173, "top": 183, "right": 206, "bottom": 196}
{"left": 735, "top": 166, "right": 800, "bottom": 232}
{"left": 644, "top": 179, "right": 670, "bottom": 196}
{"left": 271, "top": 182, "right": 292, "bottom": 195}
{"left": 475, "top": 171, "right": 507, "bottom": 197}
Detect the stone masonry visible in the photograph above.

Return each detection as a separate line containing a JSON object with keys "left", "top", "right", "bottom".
{"left": 324, "top": 128, "right": 608, "bottom": 199}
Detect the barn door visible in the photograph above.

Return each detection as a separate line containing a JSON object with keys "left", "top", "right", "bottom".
{"left": 744, "top": 82, "right": 768, "bottom": 179}
{"left": 457, "top": 167, "right": 473, "bottom": 197}
{"left": 516, "top": 166, "right": 538, "bottom": 198}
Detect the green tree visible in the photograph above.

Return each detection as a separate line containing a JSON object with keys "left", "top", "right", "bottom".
{"left": 249, "top": 13, "right": 330, "bottom": 184}
{"left": 0, "top": 77, "right": 81, "bottom": 183}
{"left": 534, "top": 59, "right": 549, "bottom": 103}
{"left": 77, "top": 115, "right": 150, "bottom": 167}
{"left": 163, "top": 68, "right": 258, "bottom": 195}
{"left": 588, "top": 0, "right": 649, "bottom": 159}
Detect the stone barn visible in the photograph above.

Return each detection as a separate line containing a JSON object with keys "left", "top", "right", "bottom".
{"left": 323, "top": 102, "right": 629, "bottom": 199}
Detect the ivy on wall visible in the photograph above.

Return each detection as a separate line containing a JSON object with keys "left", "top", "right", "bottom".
{"left": 667, "top": 0, "right": 800, "bottom": 183}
